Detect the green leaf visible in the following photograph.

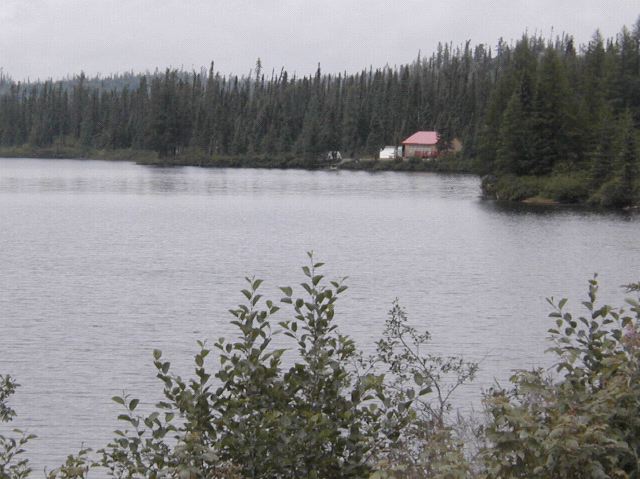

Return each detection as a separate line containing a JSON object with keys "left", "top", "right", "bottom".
{"left": 280, "top": 286, "right": 293, "bottom": 297}
{"left": 129, "top": 399, "right": 140, "bottom": 411}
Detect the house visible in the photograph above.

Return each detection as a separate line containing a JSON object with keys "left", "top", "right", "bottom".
{"left": 401, "top": 131, "right": 439, "bottom": 159}
{"left": 379, "top": 146, "right": 401, "bottom": 160}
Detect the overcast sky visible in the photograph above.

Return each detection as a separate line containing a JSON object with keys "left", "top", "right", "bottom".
{"left": 1, "top": 0, "right": 638, "bottom": 81}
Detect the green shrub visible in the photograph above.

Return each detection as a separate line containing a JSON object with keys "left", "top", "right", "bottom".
{"left": 369, "top": 301, "right": 477, "bottom": 479}
{"left": 589, "top": 176, "right": 640, "bottom": 207}
{"left": 10, "top": 260, "right": 640, "bottom": 478}
{"left": 0, "top": 375, "right": 35, "bottom": 479}
{"left": 483, "top": 174, "right": 592, "bottom": 203}
{"left": 2, "top": 256, "right": 480, "bottom": 478}
{"left": 482, "top": 278, "right": 640, "bottom": 478}
{"left": 95, "top": 256, "right": 388, "bottom": 478}
{"left": 540, "top": 175, "right": 589, "bottom": 203}
{"left": 93, "top": 255, "right": 478, "bottom": 478}
{"left": 485, "top": 175, "right": 542, "bottom": 201}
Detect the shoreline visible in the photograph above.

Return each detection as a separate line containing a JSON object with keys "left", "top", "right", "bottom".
{"left": 0, "top": 145, "right": 476, "bottom": 174}
{"left": 1, "top": 147, "right": 636, "bottom": 210}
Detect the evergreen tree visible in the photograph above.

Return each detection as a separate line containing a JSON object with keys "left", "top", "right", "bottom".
{"left": 496, "top": 92, "right": 531, "bottom": 174}
{"left": 531, "top": 47, "right": 571, "bottom": 175}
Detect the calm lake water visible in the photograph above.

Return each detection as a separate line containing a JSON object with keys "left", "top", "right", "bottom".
{"left": 1, "top": 158, "right": 639, "bottom": 472}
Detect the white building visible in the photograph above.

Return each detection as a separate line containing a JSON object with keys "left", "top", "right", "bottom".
{"left": 379, "top": 146, "right": 401, "bottom": 160}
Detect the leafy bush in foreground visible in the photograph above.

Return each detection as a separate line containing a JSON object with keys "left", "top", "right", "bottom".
{"left": 0, "top": 375, "right": 35, "bottom": 479}
{"left": 93, "top": 254, "right": 476, "bottom": 478}
{"left": 13, "top": 254, "right": 468, "bottom": 479}
{"left": 3, "top": 259, "right": 639, "bottom": 478}
{"left": 369, "top": 301, "right": 478, "bottom": 479}
{"left": 482, "top": 278, "right": 640, "bottom": 478}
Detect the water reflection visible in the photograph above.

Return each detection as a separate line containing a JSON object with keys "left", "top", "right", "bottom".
{"left": 1, "top": 160, "right": 483, "bottom": 199}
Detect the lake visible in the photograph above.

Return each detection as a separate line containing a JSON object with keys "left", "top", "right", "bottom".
{"left": 1, "top": 158, "right": 639, "bottom": 472}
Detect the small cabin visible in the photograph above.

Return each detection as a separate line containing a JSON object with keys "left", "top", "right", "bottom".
{"left": 401, "top": 131, "right": 439, "bottom": 159}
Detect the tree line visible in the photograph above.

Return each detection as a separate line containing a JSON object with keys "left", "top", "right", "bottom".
{"left": 0, "top": 20, "right": 638, "bottom": 203}
{"left": 0, "top": 51, "right": 485, "bottom": 160}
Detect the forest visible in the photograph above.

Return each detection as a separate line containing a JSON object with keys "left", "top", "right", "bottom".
{"left": 0, "top": 19, "right": 639, "bottom": 205}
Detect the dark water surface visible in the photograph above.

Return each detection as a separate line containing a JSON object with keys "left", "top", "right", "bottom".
{"left": 1, "top": 158, "right": 639, "bottom": 472}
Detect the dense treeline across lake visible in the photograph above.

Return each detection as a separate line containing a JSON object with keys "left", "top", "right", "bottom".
{"left": 0, "top": 19, "right": 639, "bottom": 205}
{"left": 479, "top": 21, "right": 640, "bottom": 207}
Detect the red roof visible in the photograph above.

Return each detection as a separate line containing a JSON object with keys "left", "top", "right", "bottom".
{"left": 402, "top": 131, "right": 438, "bottom": 145}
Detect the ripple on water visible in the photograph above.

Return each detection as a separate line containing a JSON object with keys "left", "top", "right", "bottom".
{"left": 1, "top": 158, "right": 638, "bottom": 472}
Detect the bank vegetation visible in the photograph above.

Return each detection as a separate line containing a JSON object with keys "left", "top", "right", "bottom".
{"left": 2, "top": 256, "right": 640, "bottom": 478}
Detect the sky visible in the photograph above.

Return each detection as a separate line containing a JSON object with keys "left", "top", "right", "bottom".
{"left": 1, "top": 0, "right": 638, "bottom": 81}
